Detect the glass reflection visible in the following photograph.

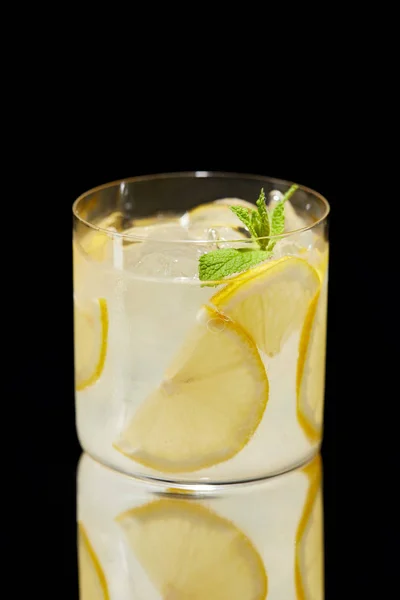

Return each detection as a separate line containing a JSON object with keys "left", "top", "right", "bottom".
{"left": 77, "top": 453, "right": 324, "bottom": 599}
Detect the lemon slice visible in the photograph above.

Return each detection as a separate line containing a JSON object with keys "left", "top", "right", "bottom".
{"left": 117, "top": 499, "right": 267, "bottom": 600}
{"left": 73, "top": 233, "right": 110, "bottom": 277}
{"left": 180, "top": 198, "right": 255, "bottom": 232}
{"left": 114, "top": 307, "right": 268, "bottom": 472}
{"left": 297, "top": 272, "right": 328, "bottom": 441}
{"left": 78, "top": 523, "right": 110, "bottom": 600}
{"left": 295, "top": 457, "right": 324, "bottom": 600}
{"left": 185, "top": 198, "right": 254, "bottom": 226}
{"left": 214, "top": 197, "right": 255, "bottom": 208}
{"left": 178, "top": 199, "right": 255, "bottom": 244}
{"left": 84, "top": 232, "right": 112, "bottom": 260}
{"left": 74, "top": 297, "right": 108, "bottom": 391}
{"left": 82, "top": 212, "right": 123, "bottom": 258}
{"left": 211, "top": 257, "right": 321, "bottom": 357}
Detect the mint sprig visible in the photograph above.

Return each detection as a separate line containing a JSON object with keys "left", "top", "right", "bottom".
{"left": 199, "top": 248, "right": 271, "bottom": 282}
{"left": 199, "top": 184, "right": 299, "bottom": 282}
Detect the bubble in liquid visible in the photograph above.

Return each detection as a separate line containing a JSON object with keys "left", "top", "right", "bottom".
{"left": 268, "top": 190, "right": 284, "bottom": 205}
{"left": 207, "top": 228, "right": 220, "bottom": 242}
{"left": 207, "top": 314, "right": 230, "bottom": 333}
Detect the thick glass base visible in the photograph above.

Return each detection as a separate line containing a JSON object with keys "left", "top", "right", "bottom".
{"left": 82, "top": 442, "right": 322, "bottom": 489}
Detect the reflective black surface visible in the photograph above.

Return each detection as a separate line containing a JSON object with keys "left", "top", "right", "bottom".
{"left": 77, "top": 453, "right": 323, "bottom": 599}
{"left": 19, "top": 142, "right": 391, "bottom": 598}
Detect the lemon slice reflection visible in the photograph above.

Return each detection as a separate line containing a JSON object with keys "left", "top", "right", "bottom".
{"left": 295, "top": 457, "right": 324, "bottom": 600}
{"left": 117, "top": 498, "right": 267, "bottom": 600}
{"left": 78, "top": 523, "right": 110, "bottom": 600}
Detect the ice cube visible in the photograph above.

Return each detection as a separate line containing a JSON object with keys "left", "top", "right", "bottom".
{"left": 128, "top": 248, "right": 205, "bottom": 279}
{"left": 123, "top": 222, "right": 207, "bottom": 279}
{"left": 272, "top": 228, "right": 328, "bottom": 275}
{"left": 180, "top": 200, "right": 252, "bottom": 252}
{"left": 186, "top": 224, "right": 250, "bottom": 253}
{"left": 268, "top": 190, "right": 284, "bottom": 205}
{"left": 272, "top": 234, "right": 311, "bottom": 259}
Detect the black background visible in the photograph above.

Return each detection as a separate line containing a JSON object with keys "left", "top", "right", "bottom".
{"left": 15, "top": 122, "right": 391, "bottom": 599}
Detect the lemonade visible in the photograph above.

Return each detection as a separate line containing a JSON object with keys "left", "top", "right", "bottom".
{"left": 77, "top": 452, "right": 324, "bottom": 600}
{"left": 73, "top": 173, "right": 329, "bottom": 482}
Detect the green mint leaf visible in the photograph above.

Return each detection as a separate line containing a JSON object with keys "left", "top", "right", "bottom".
{"left": 269, "top": 203, "right": 285, "bottom": 241}
{"left": 255, "top": 188, "right": 270, "bottom": 249}
{"left": 250, "top": 210, "right": 262, "bottom": 237}
{"left": 256, "top": 188, "right": 268, "bottom": 221}
{"left": 199, "top": 248, "right": 272, "bottom": 282}
{"left": 229, "top": 206, "right": 256, "bottom": 236}
{"left": 282, "top": 183, "right": 299, "bottom": 203}
{"left": 268, "top": 184, "right": 299, "bottom": 250}
{"left": 270, "top": 184, "right": 299, "bottom": 236}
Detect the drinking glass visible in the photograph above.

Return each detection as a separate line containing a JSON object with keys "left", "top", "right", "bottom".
{"left": 73, "top": 172, "right": 329, "bottom": 483}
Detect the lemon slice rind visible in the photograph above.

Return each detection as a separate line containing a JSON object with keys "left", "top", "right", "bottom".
{"left": 78, "top": 522, "right": 110, "bottom": 600}
{"left": 295, "top": 457, "right": 324, "bottom": 600}
{"left": 296, "top": 264, "right": 328, "bottom": 441}
{"left": 75, "top": 298, "right": 108, "bottom": 392}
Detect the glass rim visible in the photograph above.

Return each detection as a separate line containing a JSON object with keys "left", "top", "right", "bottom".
{"left": 72, "top": 171, "right": 330, "bottom": 244}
